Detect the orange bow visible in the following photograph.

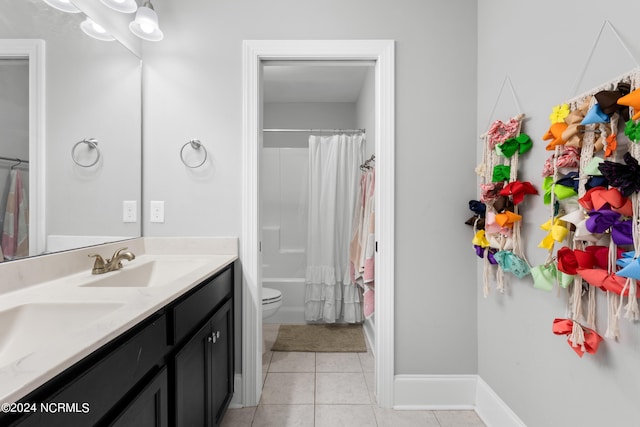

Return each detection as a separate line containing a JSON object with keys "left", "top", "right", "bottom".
{"left": 494, "top": 210, "right": 522, "bottom": 227}
{"left": 552, "top": 318, "right": 603, "bottom": 357}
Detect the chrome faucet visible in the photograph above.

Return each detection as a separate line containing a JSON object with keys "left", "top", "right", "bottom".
{"left": 89, "top": 247, "right": 136, "bottom": 274}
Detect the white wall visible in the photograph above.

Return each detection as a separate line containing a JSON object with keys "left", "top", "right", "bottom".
{"left": 478, "top": 1, "right": 640, "bottom": 425}
{"left": 356, "top": 66, "right": 375, "bottom": 157}
{"left": 142, "top": 0, "right": 479, "bottom": 378}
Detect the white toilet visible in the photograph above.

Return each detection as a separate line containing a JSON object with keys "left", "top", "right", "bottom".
{"left": 262, "top": 287, "right": 283, "bottom": 319}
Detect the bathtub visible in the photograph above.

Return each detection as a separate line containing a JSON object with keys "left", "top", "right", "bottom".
{"left": 262, "top": 277, "right": 306, "bottom": 324}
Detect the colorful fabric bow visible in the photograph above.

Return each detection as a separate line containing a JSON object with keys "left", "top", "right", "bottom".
{"left": 472, "top": 230, "right": 490, "bottom": 248}
{"left": 576, "top": 269, "right": 632, "bottom": 295}
{"left": 494, "top": 210, "right": 522, "bottom": 227}
{"left": 541, "top": 146, "right": 580, "bottom": 177}
{"left": 604, "top": 133, "right": 618, "bottom": 158}
{"left": 494, "top": 250, "right": 530, "bottom": 278}
{"left": 552, "top": 318, "right": 603, "bottom": 357}
{"left": 585, "top": 209, "right": 633, "bottom": 245}
{"left": 595, "top": 82, "right": 630, "bottom": 121}
{"left": 530, "top": 263, "right": 558, "bottom": 291}
{"left": 496, "top": 133, "right": 533, "bottom": 158}
{"left": 474, "top": 245, "right": 498, "bottom": 265}
{"left": 616, "top": 251, "right": 640, "bottom": 281}
{"left": 578, "top": 186, "right": 632, "bottom": 216}
{"left": 624, "top": 120, "right": 640, "bottom": 142}
{"left": 555, "top": 171, "right": 608, "bottom": 193}
{"left": 598, "top": 152, "right": 640, "bottom": 197}
{"left": 492, "top": 165, "right": 511, "bottom": 182}
{"left": 499, "top": 180, "right": 538, "bottom": 205}
{"left": 538, "top": 218, "right": 569, "bottom": 250}
{"left": 556, "top": 246, "right": 578, "bottom": 275}
{"left": 549, "top": 104, "right": 570, "bottom": 124}
{"left": 480, "top": 182, "right": 504, "bottom": 203}
{"left": 542, "top": 122, "right": 568, "bottom": 150}
{"left": 468, "top": 200, "right": 486, "bottom": 217}
{"left": 542, "top": 176, "right": 577, "bottom": 204}
{"left": 487, "top": 118, "right": 521, "bottom": 149}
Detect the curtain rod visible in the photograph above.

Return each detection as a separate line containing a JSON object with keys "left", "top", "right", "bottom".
{"left": 0, "top": 155, "right": 28, "bottom": 164}
{"left": 263, "top": 128, "right": 365, "bottom": 133}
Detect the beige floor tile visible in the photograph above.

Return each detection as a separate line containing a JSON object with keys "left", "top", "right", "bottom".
{"left": 315, "top": 372, "right": 371, "bottom": 405}
{"left": 262, "top": 323, "right": 280, "bottom": 351}
{"left": 269, "top": 351, "right": 315, "bottom": 372}
{"left": 363, "top": 370, "right": 377, "bottom": 405}
{"left": 358, "top": 351, "right": 374, "bottom": 372}
{"left": 434, "top": 410, "right": 487, "bottom": 426}
{"left": 316, "top": 352, "right": 362, "bottom": 372}
{"left": 373, "top": 407, "right": 440, "bottom": 427}
{"left": 262, "top": 350, "right": 273, "bottom": 376}
{"left": 252, "top": 404, "right": 314, "bottom": 427}
{"left": 315, "top": 404, "right": 377, "bottom": 427}
{"left": 260, "top": 372, "right": 315, "bottom": 404}
{"left": 220, "top": 406, "right": 256, "bottom": 427}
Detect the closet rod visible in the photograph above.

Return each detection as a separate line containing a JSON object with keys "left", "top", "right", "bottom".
{"left": 0, "top": 155, "right": 29, "bottom": 164}
{"left": 263, "top": 128, "right": 365, "bottom": 133}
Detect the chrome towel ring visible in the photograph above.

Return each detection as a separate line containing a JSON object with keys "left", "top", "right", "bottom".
{"left": 71, "top": 138, "right": 101, "bottom": 168}
{"left": 180, "top": 139, "right": 207, "bottom": 168}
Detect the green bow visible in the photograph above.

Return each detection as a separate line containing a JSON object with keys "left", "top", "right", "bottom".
{"left": 496, "top": 133, "right": 533, "bottom": 158}
{"left": 624, "top": 119, "right": 640, "bottom": 142}
{"left": 492, "top": 165, "right": 511, "bottom": 182}
{"left": 542, "top": 176, "right": 577, "bottom": 204}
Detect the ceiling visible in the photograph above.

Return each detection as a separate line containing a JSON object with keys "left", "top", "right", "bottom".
{"left": 263, "top": 63, "right": 373, "bottom": 103}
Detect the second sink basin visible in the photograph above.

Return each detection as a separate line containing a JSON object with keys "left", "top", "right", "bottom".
{"left": 0, "top": 302, "right": 124, "bottom": 367}
{"left": 81, "top": 258, "right": 210, "bottom": 288}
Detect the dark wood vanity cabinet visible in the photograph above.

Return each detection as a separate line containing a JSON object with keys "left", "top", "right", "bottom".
{"left": 2, "top": 262, "right": 235, "bottom": 427}
{"left": 174, "top": 300, "right": 233, "bottom": 427}
{"left": 171, "top": 267, "right": 234, "bottom": 427}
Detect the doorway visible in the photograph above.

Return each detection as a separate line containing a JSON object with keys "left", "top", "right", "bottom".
{"left": 0, "top": 40, "right": 45, "bottom": 257}
{"left": 241, "top": 40, "right": 395, "bottom": 408}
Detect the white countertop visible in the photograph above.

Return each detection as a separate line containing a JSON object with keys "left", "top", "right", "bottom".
{"left": 0, "top": 237, "right": 238, "bottom": 404}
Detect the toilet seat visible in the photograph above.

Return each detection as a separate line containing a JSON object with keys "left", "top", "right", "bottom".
{"left": 262, "top": 287, "right": 282, "bottom": 304}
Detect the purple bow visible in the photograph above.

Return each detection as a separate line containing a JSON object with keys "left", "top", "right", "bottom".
{"left": 598, "top": 152, "right": 640, "bottom": 197}
{"left": 586, "top": 209, "right": 633, "bottom": 245}
{"left": 474, "top": 245, "right": 497, "bottom": 264}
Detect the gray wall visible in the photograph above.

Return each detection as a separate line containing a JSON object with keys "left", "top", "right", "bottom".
{"left": 142, "top": 0, "right": 479, "bottom": 377}
{"left": 478, "top": 0, "right": 640, "bottom": 425}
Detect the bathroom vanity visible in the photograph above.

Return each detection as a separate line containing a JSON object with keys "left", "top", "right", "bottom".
{"left": 0, "top": 238, "right": 237, "bottom": 427}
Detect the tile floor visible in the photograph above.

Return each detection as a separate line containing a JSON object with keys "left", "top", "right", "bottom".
{"left": 221, "top": 324, "right": 486, "bottom": 427}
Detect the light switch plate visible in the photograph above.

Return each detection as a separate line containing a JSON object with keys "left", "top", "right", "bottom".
{"left": 122, "top": 201, "right": 137, "bottom": 223}
{"left": 150, "top": 201, "right": 165, "bottom": 223}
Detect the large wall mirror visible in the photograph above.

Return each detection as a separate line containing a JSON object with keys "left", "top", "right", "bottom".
{"left": 0, "top": 0, "right": 142, "bottom": 262}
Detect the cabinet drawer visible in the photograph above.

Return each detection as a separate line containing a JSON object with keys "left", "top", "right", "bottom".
{"left": 13, "top": 314, "right": 168, "bottom": 427}
{"left": 170, "top": 266, "right": 232, "bottom": 345}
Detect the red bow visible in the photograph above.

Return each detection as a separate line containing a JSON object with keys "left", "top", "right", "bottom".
{"left": 499, "top": 180, "right": 538, "bottom": 205}
{"left": 552, "top": 318, "right": 603, "bottom": 357}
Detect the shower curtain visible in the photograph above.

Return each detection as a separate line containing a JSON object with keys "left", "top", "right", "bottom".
{"left": 305, "top": 134, "right": 364, "bottom": 323}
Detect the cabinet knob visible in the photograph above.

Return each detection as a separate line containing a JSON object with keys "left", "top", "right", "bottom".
{"left": 208, "top": 336, "right": 213, "bottom": 343}
{"left": 216, "top": 331, "right": 220, "bottom": 339}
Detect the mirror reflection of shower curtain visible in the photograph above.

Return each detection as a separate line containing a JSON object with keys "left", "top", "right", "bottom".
{"left": 1, "top": 169, "right": 28, "bottom": 261}
{"left": 305, "top": 134, "right": 364, "bottom": 323}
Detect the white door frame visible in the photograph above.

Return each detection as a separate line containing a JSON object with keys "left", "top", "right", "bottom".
{"left": 0, "top": 39, "right": 46, "bottom": 256}
{"left": 241, "top": 39, "right": 395, "bottom": 407}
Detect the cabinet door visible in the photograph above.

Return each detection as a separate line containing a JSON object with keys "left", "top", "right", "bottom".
{"left": 109, "top": 367, "right": 168, "bottom": 427}
{"left": 210, "top": 299, "right": 233, "bottom": 427}
{"left": 174, "top": 320, "right": 212, "bottom": 427}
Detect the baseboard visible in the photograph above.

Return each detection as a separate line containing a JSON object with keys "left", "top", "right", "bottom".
{"left": 228, "top": 374, "right": 244, "bottom": 409}
{"left": 393, "top": 375, "right": 526, "bottom": 426}
{"left": 475, "top": 377, "right": 527, "bottom": 427}
{"left": 233, "top": 371, "right": 525, "bottom": 425}
{"left": 393, "top": 375, "right": 477, "bottom": 410}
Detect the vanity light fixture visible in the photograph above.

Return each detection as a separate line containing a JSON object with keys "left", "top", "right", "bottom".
{"left": 100, "top": 0, "right": 138, "bottom": 14}
{"left": 129, "top": 0, "right": 164, "bottom": 42}
{"left": 80, "top": 17, "right": 116, "bottom": 41}
{"left": 42, "top": 0, "right": 81, "bottom": 13}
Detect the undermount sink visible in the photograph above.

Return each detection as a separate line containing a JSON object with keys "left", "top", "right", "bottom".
{"left": 81, "top": 259, "right": 209, "bottom": 288}
{"left": 0, "top": 302, "right": 123, "bottom": 367}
